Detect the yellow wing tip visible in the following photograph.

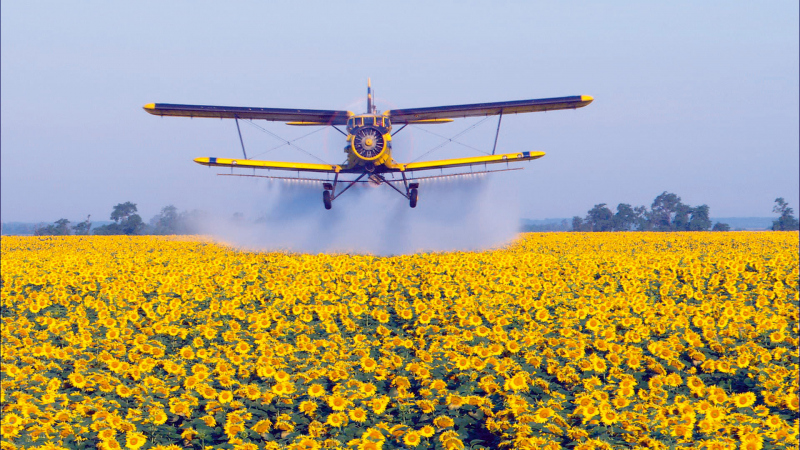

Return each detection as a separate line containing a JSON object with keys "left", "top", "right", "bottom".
{"left": 143, "top": 103, "right": 155, "bottom": 110}
{"left": 581, "top": 95, "right": 594, "bottom": 103}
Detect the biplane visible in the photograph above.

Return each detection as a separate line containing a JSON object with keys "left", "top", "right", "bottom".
{"left": 144, "top": 81, "right": 592, "bottom": 209}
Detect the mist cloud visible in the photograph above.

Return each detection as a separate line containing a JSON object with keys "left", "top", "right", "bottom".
{"left": 196, "top": 175, "right": 520, "bottom": 255}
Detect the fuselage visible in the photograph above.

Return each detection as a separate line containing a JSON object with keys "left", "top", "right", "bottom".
{"left": 344, "top": 114, "right": 397, "bottom": 172}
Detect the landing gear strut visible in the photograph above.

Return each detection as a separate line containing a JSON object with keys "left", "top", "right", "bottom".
{"left": 321, "top": 172, "right": 368, "bottom": 210}
{"left": 321, "top": 171, "right": 420, "bottom": 209}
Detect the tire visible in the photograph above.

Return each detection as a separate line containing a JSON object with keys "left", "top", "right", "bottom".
{"left": 409, "top": 188, "right": 418, "bottom": 208}
{"left": 323, "top": 190, "right": 332, "bottom": 210}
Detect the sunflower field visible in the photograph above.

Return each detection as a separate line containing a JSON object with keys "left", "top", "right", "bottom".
{"left": 1, "top": 232, "right": 798, "bottom": 450}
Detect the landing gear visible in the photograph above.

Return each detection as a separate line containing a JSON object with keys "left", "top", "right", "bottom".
{"left": 323, "top": 190, "right": 332, "bottom": 210}
{"left": 320, "top": 171, "right": 420, "bottom": 209}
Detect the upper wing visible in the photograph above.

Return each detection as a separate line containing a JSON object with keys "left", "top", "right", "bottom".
{"left": 194, "top": 157, "right": 342, "bottom": 173}
{"left": 397, "top": 151, "right": 545, "bottom": 173}
{"left": 387, "top": 95, "right": 592, "bottom": 124}
{"left": 144, "top": 103, "right": 352, "bottom": 125}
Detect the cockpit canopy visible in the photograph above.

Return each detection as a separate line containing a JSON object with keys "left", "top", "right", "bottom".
{"left": 347, "top": 115, "right": 391, "bottom": 133}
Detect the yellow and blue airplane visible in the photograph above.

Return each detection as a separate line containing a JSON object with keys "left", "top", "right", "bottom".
{"left": 144, "top": 81, "right": 592, "bottom": 209}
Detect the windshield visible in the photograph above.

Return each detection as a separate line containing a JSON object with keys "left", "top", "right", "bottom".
{"left": 348, "top": 116, "right": 390, "bottom": 131}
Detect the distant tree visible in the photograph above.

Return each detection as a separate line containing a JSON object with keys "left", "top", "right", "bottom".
{"left": 672, "top": 203, "right": 693, "bottom": 231}
{"left": 712, "top": 222, "right": 731, "bottom": 231}
{"left": 73, "top": 215, "right": 92, "bottom": 235}
{"left": 92, "top": 223, "right": 119, "bottom": 235}
{"left": 35, "top": 218, "right": 72, "bottom": 236}
{"left": 772, "top": 197, "right": 800, "bottom": 231}
{"left": 572, "top": 216, "right": 590, "bottom": 232}
{"left": 633, "top": 205, "right": 652, "bottom": 231}
{"left": 586, "top": 203, "right": 614, "bottom": 231}
{"left": 650, "top": 191, "right": 685, "bottom": 231}
{"left": 150, "top": 205, "right": 180, "bottom": 235}
{"left": 687, "top": 205, "right": 712, "bottom": 231}
{"left": 612, "top": 203, "right": 637, "bottom": 231}
{"left": 110, "top": 202, "right": 138, "bottom": 223}
{"left": 120, "top": 214, "right": 145, "bottom": 235}
{"left": 94, "top": 202, "right": 144, "bottom": 235}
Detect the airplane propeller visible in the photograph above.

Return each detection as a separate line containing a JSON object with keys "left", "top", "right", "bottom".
{"left": 353, "top": 127, "right": 385, "bottom": 158}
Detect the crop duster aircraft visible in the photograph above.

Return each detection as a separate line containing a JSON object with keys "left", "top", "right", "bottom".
{"left": 144, "top": 81, "right": 592, "bottom": 209}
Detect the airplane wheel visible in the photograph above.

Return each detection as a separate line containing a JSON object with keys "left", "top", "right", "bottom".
{"left": 409, "top": 188, "right": 418, "bottom": 208}
{"left": 323, "top": 190, "right": 332, "bottom": 210}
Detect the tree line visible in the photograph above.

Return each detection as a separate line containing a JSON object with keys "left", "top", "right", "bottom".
{"left": 570, "top": 192, "right": 798, "bottom": 232}
{"left": 29, "top": 194, "right": 800, "bottom": 236}
{"left": 34, "top": 202, "right": 206, "bottom": 236}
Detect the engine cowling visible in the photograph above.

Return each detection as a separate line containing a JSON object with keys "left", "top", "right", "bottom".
{"left": 351, "top": 126, "right": 387, "bottom": 161}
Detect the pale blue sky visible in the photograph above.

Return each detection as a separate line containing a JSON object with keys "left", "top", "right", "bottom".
{"left": 2, "top": 1, "right": 798, "bottom": 223}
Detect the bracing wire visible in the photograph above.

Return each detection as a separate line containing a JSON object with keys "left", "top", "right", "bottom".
{"left": 243, "top": 120, "right": 329, "bottom": 163}
{"left": 411, "top": 125, "right": 489, "bottom": 155}
{"left": 409, "top": 116, "right": 492, "bottom": 162}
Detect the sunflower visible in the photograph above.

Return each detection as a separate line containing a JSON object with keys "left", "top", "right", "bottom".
{"left": 328, "top": 395, "right": 349, "bottom": 411}
{"left": 733, "top": 392, "right": 756, "bottom": 408}
{"left": 326, "top": 412, "right": 348, "bottom": 428}
{"left": 403, "top": 431, "right": 422, "bottom": 447}
{"left": 251, "top": 419, "right": 272, "bottom": 434}
{"left": 433, "top": 416, "right": 454, "bottom": 429}
{"left": 361, "top": 357, "right": 378, "bottom": 372}
{"left": 417, "top": 399, "right": 436, "bottom": 414}
{"left": 300, "top": 401, "right": 318, "bottom": 416}
{"left": 765, "top": 415, "right": 783, "bottom": 429}
{"left": 504, "top": 374, "right": 528, "bottom": 392}
{"left": 349, "top": 408, "right": 368, "bottom": 423}
{"left": 307, "top": 384, "right": 325, "bottom": 398}
{"left": 179, "top": 347, "right": 195, "bottom": 359}
{"left": 115, "top": 385, "right": 133, "bottom": 398}
{"left": 599, "top": 409, "right": 618, "bottom": 425}
{"left": 98, "top": 428, "right": 116, "bottom": 441}
{"left": 419, "top": 425, "right": 435, "bottom": 438}
{"left": 534, "top": 407, "right": 554, "bottom": 423}
{"left": 785, "top": 393, "right": 799, "bottom": 411}
{"left": 218, "top": 390, "right": 233, "bottom": 404}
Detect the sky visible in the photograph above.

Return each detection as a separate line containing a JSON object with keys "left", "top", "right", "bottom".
{"left": 2, "top": 1, "right": 798, "bottom": 224}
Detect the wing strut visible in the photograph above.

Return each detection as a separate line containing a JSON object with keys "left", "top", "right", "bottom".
{"left": 234, "top": 116, "right": 248, "bottom": 159}
{"left": 491, "top": 111, "right": 503, "bottom": 155}
{"left": 391, "top": 123, "right": 409, "bottom": 137}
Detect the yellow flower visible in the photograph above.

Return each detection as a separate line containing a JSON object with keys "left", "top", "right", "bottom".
{"left": 328, "top": 395, "right": 349, "bottom": 411}
{"left": 403, "top": 430, "right": 422, "bottom": 447}
{"left": 534, "top": 407, "right": 554, "bottom": 423}
{"left": 115, "top": 384, "right": 133, "bottom": 398}
{"left": 419, "top": 425, "right": 435, "bottom": 438}
{"left": 503, "top": 373, "right": 528, "bottom": 392}
{"left": 326, "top": 412, "right": 348, "bottom": 428}
{"left": 433, "top": 415, "right": 454, "bottom": 429}
{"left": 98, "top": 428, "right": 116, "bottom": 441}
{"left": 218, "top": 390, "right": 233, "bottom": 404}
{"left": 308, "top": 384, "right": 325, "bottom": 397}
{"left": 733, "top": 392, "right": 756, "bottom": 408}
{"left": 349, "top": 407, "right": 368, "bottom": 423}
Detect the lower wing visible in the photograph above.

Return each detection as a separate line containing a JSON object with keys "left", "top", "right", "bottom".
{"left": 397, "top": 151, "right": 545, "bottom": 173}
{"left": 193, "top": 157, "right": 341, "bottom": 173}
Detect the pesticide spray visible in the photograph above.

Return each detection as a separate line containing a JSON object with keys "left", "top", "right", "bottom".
{"left": 196, "top": 175, "right": 520, "bottom": 256}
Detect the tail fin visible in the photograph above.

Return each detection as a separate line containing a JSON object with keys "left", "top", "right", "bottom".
{"left": 367, "top": 78, "right": 374, "bottom": 114}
